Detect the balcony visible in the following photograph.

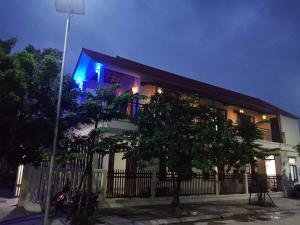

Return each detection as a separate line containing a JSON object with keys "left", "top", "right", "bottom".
{"left": 258, "top": 127, "right": 285, "bottom": 143}
{"left": 258, "top": 128, "right": 272, "bottom": 142}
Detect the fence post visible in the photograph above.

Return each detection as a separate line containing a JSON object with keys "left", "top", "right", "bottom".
{"left": 215, "top": 173, "right": 219, "bottom": 195}
{"left": 244, "top": 173, "right": 249, "bottom": 194}
{"left": 151, "top": 170, "right": 156, "bottom": 197}
{"left": 100, "top": 169, "right": 108, "bottom": 200}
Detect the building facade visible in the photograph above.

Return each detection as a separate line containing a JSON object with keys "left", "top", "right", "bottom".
{"left": 72, "top": 48, "right": 300, "bottom": 182}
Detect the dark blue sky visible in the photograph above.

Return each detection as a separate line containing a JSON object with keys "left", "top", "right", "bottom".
{"left": 1, "top": 0, "right": 299, "bottom": 117}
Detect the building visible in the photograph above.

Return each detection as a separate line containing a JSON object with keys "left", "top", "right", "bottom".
{"left": 18, "top": 48, "right": 300, "bottom": 211}
{"left": 73, "top": 48, "right": 300, "bottom": 181}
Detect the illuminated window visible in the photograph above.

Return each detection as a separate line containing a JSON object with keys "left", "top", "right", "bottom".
{"left": 289, "top": 157, "right": 298, "bottom": 182}
{"left": 265, "top": 155, "right": 274, "bottom": 160}
{"left": 289, "top": 157, "right": 296, "bottom": 164}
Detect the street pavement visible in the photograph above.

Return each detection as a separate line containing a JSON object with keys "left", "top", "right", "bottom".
{"left": 0, "top": 197, "right": 300, "bottom": 225}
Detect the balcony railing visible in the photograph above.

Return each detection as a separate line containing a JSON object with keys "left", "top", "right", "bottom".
{"left": 258, "top": 127, "right": 272, "bottom": 142}
{"left": 257, "top": 127, "right": 285, "bottom": 143}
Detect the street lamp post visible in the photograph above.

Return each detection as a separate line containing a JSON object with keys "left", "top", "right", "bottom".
{"left": 43, "top": 1, "right": 85, "bottom": 225}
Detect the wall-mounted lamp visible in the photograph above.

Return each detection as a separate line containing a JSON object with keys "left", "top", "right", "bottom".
{"left": 75, "top": 77, "right": 84, "bottom": 91}
{"left": 95, "top": 63, "right": 103, "bottom": 84}
{"left": 132, "top": 85, "right": 138, "bottom": 94}
{"left": 157, "top": 88, "right": 163, "bottom": 94}
{"left": 262, "top": 114, "right": 267, "bottom": 120}
{"left": 239, "top": 108, "right": 244, "bottom": 114}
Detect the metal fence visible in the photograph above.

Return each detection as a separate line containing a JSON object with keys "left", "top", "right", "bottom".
{"left": 33, "top": 168, "right": 106, "bottom": 204}
{"left": 219, "top": 174, "right": 245, "bottom": 194}
{"left": 20, "top": 167, "right": 283, "bottom": 205}
{"left": 156, "top": 173, "right": 215, "bottom": 197}
{"left": 106, "top": 170, "right": 152, "bottom": 198}
{"left": 267, "top": 176, "right": 282, "bottom": 192}
{"left": 106, "top": 171, "right": 282, "bottom": 198}
{"left": 248, "top": 175, "right": 282, "bottom": 193}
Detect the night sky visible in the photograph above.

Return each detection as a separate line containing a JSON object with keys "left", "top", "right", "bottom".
{"left": 1, "top": 0, "right": 299, "bottom": 118}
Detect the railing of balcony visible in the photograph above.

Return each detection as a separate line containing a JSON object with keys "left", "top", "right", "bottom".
{"left": 257, "top": 127, "right": 272, "bottom": 142}
{"left": 254, "top": 128, "right": 285, "bottom": 143}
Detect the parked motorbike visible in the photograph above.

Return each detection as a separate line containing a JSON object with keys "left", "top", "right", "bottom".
{"left": 49, "top": 184, "right": 71, "bottom": 216}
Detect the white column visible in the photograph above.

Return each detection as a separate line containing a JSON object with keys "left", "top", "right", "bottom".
{"left": 100, "top": 169, "right": 108, "bottom": 200}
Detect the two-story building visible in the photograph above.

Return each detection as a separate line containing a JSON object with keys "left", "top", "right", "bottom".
{"left": 18, "top": 48, "right": 300, "bottom": 211}
{"left": 73, "top": 48, "right": 300, "bottom": 181}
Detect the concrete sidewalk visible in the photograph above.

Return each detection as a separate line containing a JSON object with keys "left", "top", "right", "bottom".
{"left": 95, "top": 197, "right": 300, "bottom": 225}
{"left": 1, "top": 197, "right": 300, "bottom": 225}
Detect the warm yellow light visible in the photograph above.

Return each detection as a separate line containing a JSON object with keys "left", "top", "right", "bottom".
{"left": 157, "top": 88, "right": 163, "bottom": 94}
{"left": 131, "top": 85, "right": 138, "bottom": 94}
{"left": 262, "top": 114, "right": 267, "bottom": 120}
{"left": 239, "top": 108, "right": 244, "bottom": 114}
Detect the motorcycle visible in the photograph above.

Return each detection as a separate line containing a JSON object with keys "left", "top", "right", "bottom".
{"left": 49, "top": 184, "right": 71, "bottom": 216}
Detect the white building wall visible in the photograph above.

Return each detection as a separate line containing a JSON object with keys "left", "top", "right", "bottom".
{"left": 279, "top": 115, "right": 300, "bottom": 182}
{"left": 280, "top": 115, "right": 300, "bottom": 146}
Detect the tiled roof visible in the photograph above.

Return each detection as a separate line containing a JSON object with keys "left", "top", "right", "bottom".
{"left": 80, "top": 48, "right": 298, "bottom": 119}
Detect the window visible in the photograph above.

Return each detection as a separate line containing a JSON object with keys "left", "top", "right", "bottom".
{"left": 265, "top": 155, "right": 274, "bottom": 160}
{"left": 289, "top": 157, "right": 298, "bottom": 182}
{"left": 289, "top": 158, "right": 296, "bottom": 164}
{"left": 265, "top": 155, "right": 276, "bottom": 176}
{"left": 214, "top": 108, "right": 227, "bottom": 131}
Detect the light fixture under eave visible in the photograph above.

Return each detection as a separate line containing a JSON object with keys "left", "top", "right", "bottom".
{"left": 262, "top": 114, "right": 267, "bottom": 120}
{"left": 157, "top": 87, "right": 163, "bottom": 94}
{"left": 239, "top": 108, "right": 244, "bottom": 114}
{"left": 132, "top": 85, "right": 138, "bottom": 94}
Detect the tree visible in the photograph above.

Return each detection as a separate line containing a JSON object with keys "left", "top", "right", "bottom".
{"left": 236, "top": 114, "right": 277, "bottom": 205}
{"left": 236, "top": 115, "right": 274, "bottom": 175}
{"left": 205, "top": 111, "right": 240, "bottom": 174}
{"left": 129, "top": 90, "right": 221, "bottom": 213}
{"left": 65, "top": 84, "right": 139, "bottom": 224}
{"left": 0, "top": 38, "right": 79, "bottom": 168}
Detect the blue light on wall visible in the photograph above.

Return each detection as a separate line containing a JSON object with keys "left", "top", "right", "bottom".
{"left": 73, "top": 53, "right": 90, "bottom": 90}
{"left": 73, "top": 52, "right": 105, "bottom": 90}
{"left": 95, "top": 62, "right": 103, "bottom": 84}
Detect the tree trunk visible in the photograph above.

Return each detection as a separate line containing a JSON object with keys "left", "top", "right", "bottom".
{"left": 250, "top": 160, "right": 264, "bottom": 204}
{"left": 218, "top": 166, "right": 225, "bottom": 194}
{"left": 85, "top": 119, "right": 98, "bottom": 209}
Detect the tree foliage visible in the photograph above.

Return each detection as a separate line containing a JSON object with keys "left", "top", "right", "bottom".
{"left": 65, "top": 84, "right": 140, "bottom": 223}
{"left": 0, "top": 38, "right": 78, "bottom": 167}
{"left": 205, "top": 112, "right": 240, "bottom": 173}
{"left": 128, "top": 90, "right": 241, "bottom": 210}
{"left": 236, "top": 115, "right": 276, "bottom": 174}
